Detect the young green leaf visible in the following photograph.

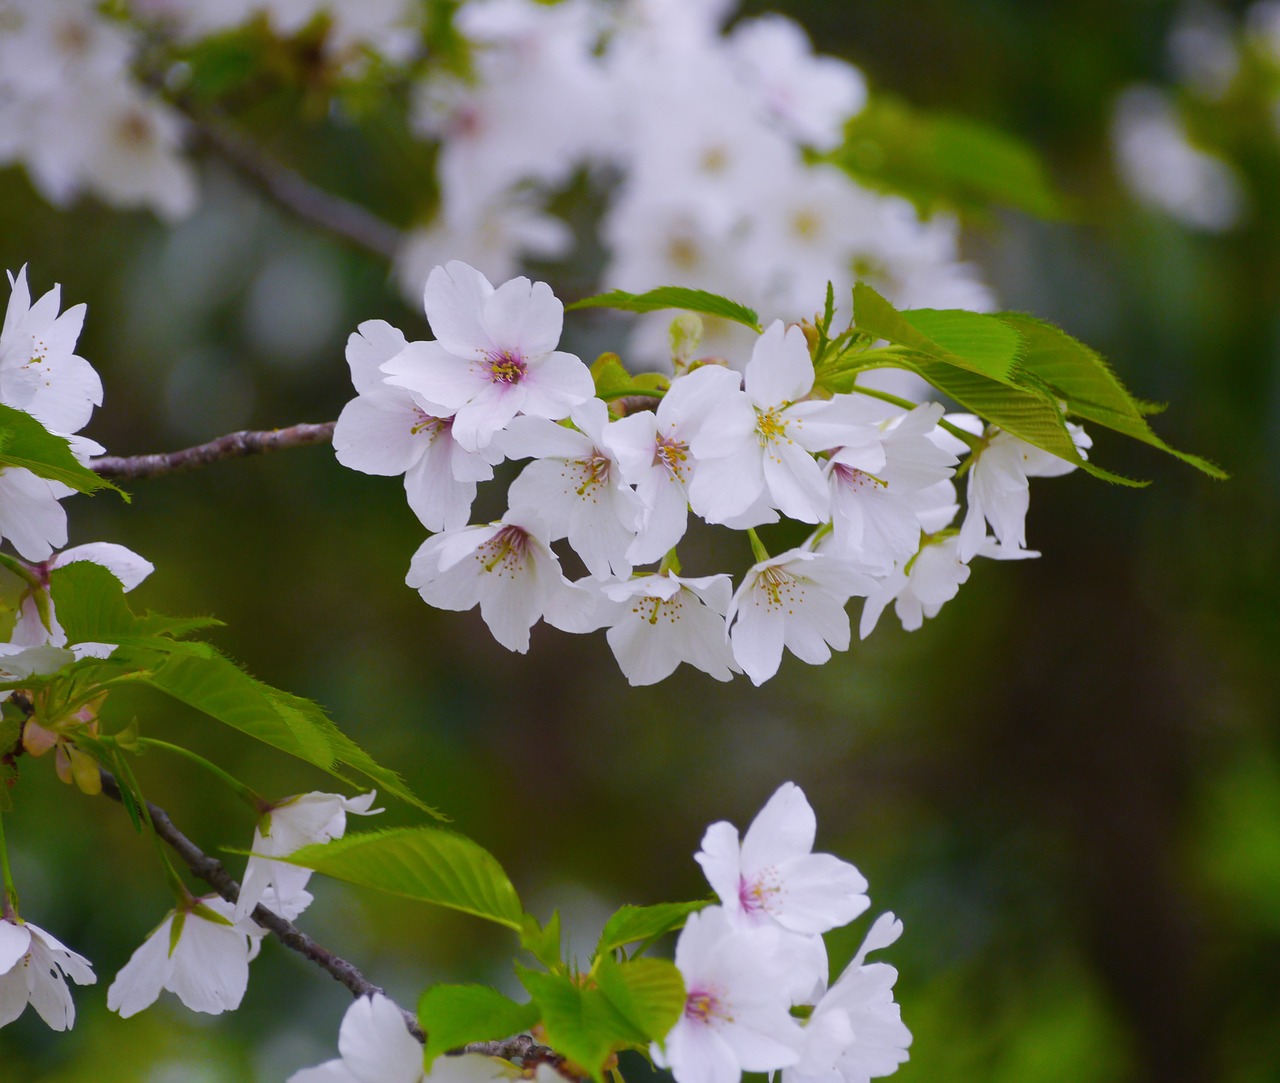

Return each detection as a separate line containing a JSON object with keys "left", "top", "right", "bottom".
{"left": 49, "top": 562, "right": 222, "bottom": 649}
{"left": 849, "top": 283, "right": 1023, "bottom": 384}
{"left": 0, "top": 403, "right": 123, "bottom": 497}
{"left": 521, "top": 911, "right": 563, "bottom": 969}
{"left": 594, "top": 956, "right": 685, "bottom": 1044}
{"left": 999, "top": 313, "right": 1227, "bottom": 479}
{"left": 283, "top": 826, "right": 524, "bottom": 930}
{"left": 595, "top": 901, "right": 708, "bottom": 957}
{"left": 419, "top": 984, "right": 541, "bottom": 1068}
{"left": 517, "top": 967, "right": 644, "bottom": 1083}
{"left": 568, "top": 288, "right": 762, "bottom": 333}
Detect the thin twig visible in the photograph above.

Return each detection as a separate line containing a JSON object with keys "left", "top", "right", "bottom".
{"left": 97, "top": 766, "right": 422, "bottom": 1037}
{"left": 184, "top": 108, "right": 404, "bottom": 260}
{"left": 90, "top": 421, "right": 336, "bottom": 479}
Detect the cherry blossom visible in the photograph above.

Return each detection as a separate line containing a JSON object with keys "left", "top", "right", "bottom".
{"left": 333, "top": 319, "right": 502, "bottom": 532}
{"left": 786, "top": 915, "right": 912, "bottom": 1083}
{"left": 235, "top": 790, "right": 383, "bottom": 922}
{"left": 589, "top": 571, "right": 739, "bottom": 686}
{"left": 107, "top": 895, "right": 265, "bottom": 1018}
{"left": 688, "top": 322, "right": 834, "bottom": 527}
{"left": 653, "top": 906, "right": 804, "bottom": 1083}
{"left": 405, "top": 507, "right": 593, "bottom": 653}
{"left": 726, "top": 549, "right": 871, "bottom": 687}
{"left": 696, "top": 782, "right": 869, "bottom": 938}
{"left": 500, "top": 398, "right": 642, "bottom": 579}
{"left": 0, "top": 266, "right": 101, "bottom": 435}
{"left": 381, "top": 262, "right": 593, "bottom": 452}
{"left": 0, "top": 913, "right": 95, "bottom": 1031}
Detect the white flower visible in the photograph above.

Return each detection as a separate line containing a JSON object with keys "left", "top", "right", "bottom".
{"left": 235, "top": 790, "right": 383, "bottom": 922}
{"left": 0, "top": 466, "right": 68, "bottom": 563}
{"left": 590, "top": 571, "right": 739, "bottom": 686}
{"left": 727, "top": 549, "right": 871, "bottom": 686}
{"left": 609, "top": 362, "right": 744, "bottom": 565}
{"left": 727, "top": 15, "right": 867, "bottom": 150}
{"left": 786, "top": 914, "right": 912, "bottom": 1083}
{"left": 822, "top": 401, "right": 958, "bottom": 575}
{"left": 956, "top": 417, "right": 1090, "bottom": 561}
{"left": 654, "top": 906, "right": 804, "bottom": 1083}
{"left": 333, "top": 319, "right": 502, "bottom": 532}
{"left": 0, "top": 914, "right": 95, "bottom": 1031}
{"left": 381, "top": 262, "right": 594, "bottom": 452}
{"left": 688, "top": 321, "right": 833, "bottom": 527}
{"left": 0, "top": 265, "right": 102, "bottom": 435}
{"left": 696, "top": 782, "right": 870, "bottom": 938}
{"left": 107, "top": 895, "right": 264, "bottom": 1018}
{"left": 405, "top": 507, "right": 593, "bottom": 653}
{"left": 0, "top": 643, "right": 76, "bottom": 703}
{"left": 500, "top": 398, "right": 642, "bottom": 579}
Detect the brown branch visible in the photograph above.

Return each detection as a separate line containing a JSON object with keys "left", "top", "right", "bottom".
{"left": 96, "top": 767, "right": 569, "bottom": 1072}
{"left": 90, "top": 421, "right": 336, "bottom": 479}
{"left": 184, "top": 109, "right": 403, "bottom": 261}
{"left": 97, "top": 766, "right": 422, "bottom": 1038}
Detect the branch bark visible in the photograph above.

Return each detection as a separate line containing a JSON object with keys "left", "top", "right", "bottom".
{"left": 185, "top": 110, "right": 404, "bottom": 261}
{"left": 90, "top": 421, "right": 336, "bottom": 479}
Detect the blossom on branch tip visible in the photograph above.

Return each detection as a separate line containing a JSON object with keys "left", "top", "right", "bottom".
{"left": 235, "top": 789, "right": 382, "bottom": 922}
{"left": 0, "top": 913, "right": 95, "bottom": 1031}
{"left": 106, "top": 895, "right": 265, "bottom": 1018}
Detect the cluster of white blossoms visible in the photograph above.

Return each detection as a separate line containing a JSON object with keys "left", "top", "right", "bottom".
{"left": 0, "top": 0, "right": 196, "bottom": 220}
{"left": 657, "top": 782, "right": 909, "bottom": 1083}
{"left": 337, "top": 261, "right": 1083, "bottom": 686}
{"left": 402, "top": 0, "right": 992, "bottom": 365}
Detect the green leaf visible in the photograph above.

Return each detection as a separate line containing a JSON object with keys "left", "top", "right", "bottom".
{"left": 596, "top": 901, "right": 707, "bottom": 957}
{"left": 284, "top": 826, "right": 523, "bottom": 929}
{"left": 594, "top": 956, "right": 685, "bottom": 1045}
{"left": 568, "top": 288, "right": 762, "bottom": 332}
{"left": 831, "top": 97, "right": 1065, "bottom": 220}
{"left": 0, "top": 404, "right": 123, "bottom": 497}
{"left": 419, "top": 984, "right": 541, "bottom": 1068}
{"left": 999, "top": 313, "right": 1227, "bottom": 479}
{"left": 518, "top": 967, "right": 643, "bottom": 1083}
{"left": 521, "top": 911, "right": 563, "bottom": 969}
{"left": 849, "top": 283, "right": 1023, "bottom": 383}
{"left": 49, "top": 563, "right": 222, "bottom": 650}
{"left": 48, "top": 563, "right": 432, "bottom": 812}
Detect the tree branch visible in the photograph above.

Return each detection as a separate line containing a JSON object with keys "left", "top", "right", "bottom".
{"left": 96, "top": 768, "right": 568, "bottom": 1072}
{"left": 97, "top": 766, "right": 422, "bottom": 1037}
{"left": 90, "top": 421, "right": 336, "bottom": 479}
{"left": 184, "top": 107, "right": 404, "bottom": 261}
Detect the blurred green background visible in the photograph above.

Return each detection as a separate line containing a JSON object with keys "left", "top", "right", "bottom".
{"left": 1, "top": 1, "right": 1278, "bottom": 1080}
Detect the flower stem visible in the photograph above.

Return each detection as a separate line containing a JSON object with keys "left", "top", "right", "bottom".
{"left": 136, "top": 738, "right": 266, "bottom": 812}
{"left": 0, "top": 808, "right": 18, "bottom": 916}
{"left": 746, "top": 528, "right": 771, "bottom": 564}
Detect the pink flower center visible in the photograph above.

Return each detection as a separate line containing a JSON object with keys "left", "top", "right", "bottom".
{"left": 485, "top": 349, "right": 527, "bottom": 385}
{"left": 476, "top": 525, "right": 531, "bottom": 576}
{"left": 831, "top": 462, "right": 884, "bottom": 492}
{"left": 738, "top": 868, "right": 781, "bottom": 916}
{"left": 684, "top": 986, "right": 730, "bottom": 1026}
